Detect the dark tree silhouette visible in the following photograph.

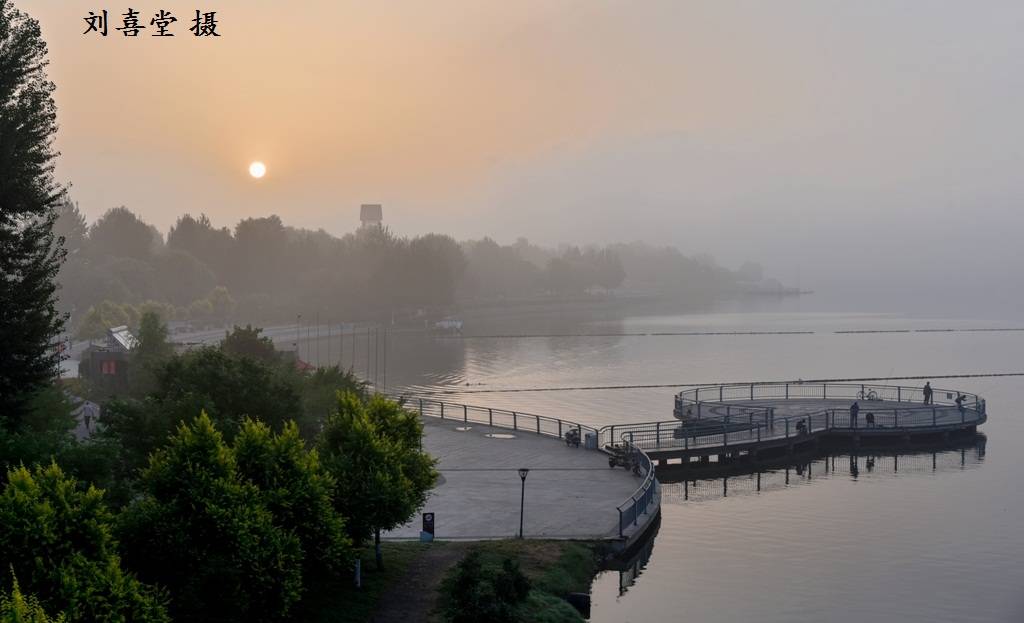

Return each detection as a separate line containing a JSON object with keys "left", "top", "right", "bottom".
{"left": 0, "top": 0, "right": 66, "bottom": 427}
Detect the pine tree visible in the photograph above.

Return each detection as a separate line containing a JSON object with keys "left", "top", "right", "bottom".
{"left": 0, "top": 0, "right": 66, "bottom": 428}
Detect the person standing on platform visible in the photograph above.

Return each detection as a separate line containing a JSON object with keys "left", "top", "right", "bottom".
{"left": 923, "top": 382, "right": 933, "bottom": 405}
{"left": 850, "top": 401, "right": 860, "bottom": 428}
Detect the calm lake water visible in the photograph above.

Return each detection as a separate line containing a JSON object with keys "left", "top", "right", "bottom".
{"left": 305, "top": 294, "right": 1024, "bottom": 622}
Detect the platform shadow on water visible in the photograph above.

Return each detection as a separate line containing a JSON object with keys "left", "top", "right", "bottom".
{"left": 656, "top": 433, "right": 987, "bottom": 502}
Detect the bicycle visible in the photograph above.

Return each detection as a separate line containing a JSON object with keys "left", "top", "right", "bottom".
{"left": 856, "top": 388, "right": 879, "bottom": 400}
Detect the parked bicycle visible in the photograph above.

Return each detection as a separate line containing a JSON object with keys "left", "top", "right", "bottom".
{"left": 857, "top": 388, "right": 879, "bottom": 400}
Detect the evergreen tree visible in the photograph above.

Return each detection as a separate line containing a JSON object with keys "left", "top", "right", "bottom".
{"left": 0, "top": 0, "right": 66, "bottom": 429}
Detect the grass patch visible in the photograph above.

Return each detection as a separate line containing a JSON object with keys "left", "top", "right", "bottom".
{"left": 437, "top": 541, "right": 601, "bottom": 623}
{"left": 296, "top": 541, "right": 433, "bottom": 623}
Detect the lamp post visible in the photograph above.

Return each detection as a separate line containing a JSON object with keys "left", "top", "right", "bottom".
{"left": 518, "top": 468, "right": 530, "bottom": 539}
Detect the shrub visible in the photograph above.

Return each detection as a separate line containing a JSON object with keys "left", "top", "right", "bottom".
{"left": 0, "top": 463, "right": 168, "bottom": 622}
{"left": 118, "top": 413, "right": 303, "bottom": 623}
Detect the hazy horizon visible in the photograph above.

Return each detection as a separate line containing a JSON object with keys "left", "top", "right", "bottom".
{"left": 28, "top": 1, "right": 1024, "bottom": 298}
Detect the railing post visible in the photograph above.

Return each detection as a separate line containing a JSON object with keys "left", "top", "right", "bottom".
{"left": 619, "top": 509, "right": 624, "bottom": 538}
{"left": 697, "top": 402, "right": 701, "bottom": 418}
{"left": 723, "top": 416, "right": 729, "bottom": 447}
{"left": 440, "top": 403, "right": 444, "bottom": 419}
{"left": 720, "top": 386, "right": 723, "bottom": 401}
{"left": 558, "top": 420, "right": 562, "bottom": 439}
{"left": 419, "top": 399, "right": 423, "bottom": 418}
{"left": 488, "top": 408, "right": 493, "bottom": 427}
{"left": 656, "top": 421, "right": 661, "bottom": 448}
{"left": 513, "top": 412, "right": 517, "bottom": 430}
{"left": 750, "top": 384, "right": 754, "bottom": 400}
{"left": 684, "top": 434, "right": 689, "bottom": 450}
{"left": 463, "top": 404, "right": 468, "bottom": 423}
{"left": 785, "top": 383, "right": 789, "bottom": 399}
{"left": 823, "top": 385, "right": 827, "bottom": 400}
{"left": 898, "top": 386, "right": 902, "bottom": 402}
{"left": 785, "top": 419, "right": 790, "bottom": 438}
{"left": 536, "top": 416, "right": 541, "bottom": 435}
{"left": 610, "top": 425, "right": 616, "bottom": 445}
{"left": 757, "top": 424, "right": 761, "bottom": 442}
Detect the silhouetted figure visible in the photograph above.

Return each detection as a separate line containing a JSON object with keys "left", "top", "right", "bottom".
{"left": 865, "top": 412, "right": 875, "bottom": 428}
{"left": 923, "top": 382, "right": 933, "bottom": 405}
{"left": 850, "top": 401, "right": 860, "bottom": 428}
{"left": 955, "top": 392, "right": 966, "bottom": 415}
{"left": 796, "top": 419, "right": 807, "bottom": 435}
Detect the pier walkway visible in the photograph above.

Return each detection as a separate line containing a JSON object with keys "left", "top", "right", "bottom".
{"left": 600, "top": 383, "right": 986, "bottom": 466}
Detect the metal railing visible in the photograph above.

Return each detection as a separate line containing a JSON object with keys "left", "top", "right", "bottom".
{"left": 614, "top": 437, "right": 658, "bottom": 538}
{"left": 405, "top": 396, "right": 600, "bottom": 443}
{"left": 398, "top": 394, "right": 659, "bottom": 540}
{"left": 610, "top": 383, "right": 987, "bottom": 453}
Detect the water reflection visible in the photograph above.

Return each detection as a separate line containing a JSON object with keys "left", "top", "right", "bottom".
{"left": 659, "top": 435, "right": 987, "bottom": 504}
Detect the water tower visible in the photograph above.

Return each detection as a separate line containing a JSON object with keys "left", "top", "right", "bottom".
{"left": 360, "top": 204, "right": 383, "bottom": 229}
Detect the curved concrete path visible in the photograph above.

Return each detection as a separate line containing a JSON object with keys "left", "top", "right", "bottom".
{"left": 386, "top": 418, "right": 643, "bottom": 540}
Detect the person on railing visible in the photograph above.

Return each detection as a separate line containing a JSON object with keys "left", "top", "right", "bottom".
{"left": 795, "top": 419, "right": 807, "bottom": 435}
{"left": 850, "top": 401, "right": 860, "bottom": 428}
{"left": 923, "top": 382, "right": 933, "bottom": 405}
{"left": 955, "top": 393, "right": 966, "bottom": 415}
{"left": 865, "top": 412, "right": 876, "bottom": 428}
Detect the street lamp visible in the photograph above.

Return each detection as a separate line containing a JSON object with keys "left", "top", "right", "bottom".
{"left": 518, "top": 468, "right": 530, "bottom": 539}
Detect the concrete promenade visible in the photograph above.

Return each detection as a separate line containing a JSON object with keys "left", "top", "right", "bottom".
{"left": 386, "top": 418, "right": 645, "bottom": 540}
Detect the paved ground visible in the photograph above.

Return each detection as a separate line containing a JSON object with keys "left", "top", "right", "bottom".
{"left": 386, "top": 418, "right": 643, "bottom": 540}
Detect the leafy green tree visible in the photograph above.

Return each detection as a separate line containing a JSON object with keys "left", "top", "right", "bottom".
{"left": 0, "top": 0, "right": 66, "bottom": 429}
{"left": 74, "top": 301, "right": 133, "bottom": 340}
{"left": 221, "top": 324, "right": 278, "bottom": 363}
{"left": 95, "top": 397, "right": 172, "bottom": 490}
{"left": 154, "top": 250, "right": 216, "bottom": 306}
{"left": 118, "top": 413, "right": 303, "bottom": 623}
{"left": 1, "top": 575, "right": 66, "bottom": 623}
{"left": 318, "top": 393, "right": 436, "bottom": 568}
{"left": 233, "top": 419, "right": 352, "bottom": 577}
{"left": 128, "top": 311, "right": 174, "bottom": 397}
{"left": 0, "top": 385, "right": 74, "bottom": 473}
{"left": 362, "top": 394, "right": 437, "bottom": 567}
{"left": 86, "top": 207, "right": 162, "bottom": 262}
{"left": 296, "top": 366, "right": 365, "bottom": 439}
{"left": 0, "top": 463, "right": 169, "bottom": 622}
{"left": 207, "top": 286, "right": 236, "bottom": 326}
{"left": 153, "top": 347, "right": 302, "bottom": 437}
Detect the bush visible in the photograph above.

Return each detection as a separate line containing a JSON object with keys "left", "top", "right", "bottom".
{"left": 446, "top": 552, "right": 531, "bottom": 623}
{"left": 117, "top": 413, "right": 303, "bottom": 623}
{"left": 233, "top": 419, "right": 352, "bottom": 576}
{"left": 0, "top": 575, "right": 66, "bottom": 623}
{"left": 0, "top": 463, "right": 168, "bottom": 622}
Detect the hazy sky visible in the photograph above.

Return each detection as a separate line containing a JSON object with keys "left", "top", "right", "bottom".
{"left": 26, "top": 1, "right": 1024, "bottom": 295}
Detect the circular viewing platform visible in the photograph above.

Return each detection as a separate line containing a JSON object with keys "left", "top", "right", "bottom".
{"left": 603, "top": 383, "right": 987, "bottom": 465}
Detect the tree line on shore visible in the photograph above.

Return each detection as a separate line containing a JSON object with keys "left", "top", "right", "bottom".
{"left": 56, "top": 202, "right": 762, "bottom": 336}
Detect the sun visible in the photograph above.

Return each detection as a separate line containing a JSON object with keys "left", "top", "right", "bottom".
{"left": 248, "top": 161, "right": 267, "bottom": 179}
